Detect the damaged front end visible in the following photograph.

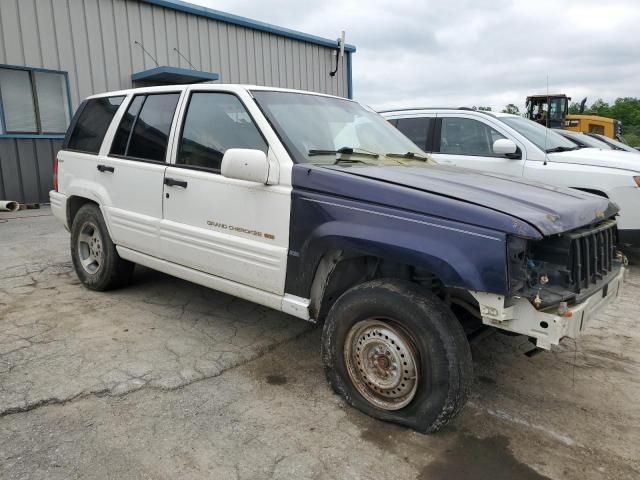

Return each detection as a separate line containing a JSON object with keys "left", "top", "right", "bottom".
{"left": 471, "top": 218, "right": 625, "bottom": 349}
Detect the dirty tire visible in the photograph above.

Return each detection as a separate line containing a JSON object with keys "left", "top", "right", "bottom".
{"left": 321, "top": 279, "right": 472, "bottom": 433}
{"left": 70, "top": 203, "right": 134, "bottom": 291}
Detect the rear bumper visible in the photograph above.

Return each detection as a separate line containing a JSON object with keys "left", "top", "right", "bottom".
{"left": 49, "top": 190, "right": 69, "bottom": 231}
{"left": 471, "top": 266, "right": 625, "bottom": 349}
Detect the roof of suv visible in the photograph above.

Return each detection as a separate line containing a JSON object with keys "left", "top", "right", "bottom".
{"left": 379, "top": 108, "right": 526, "bottom": 120}
{"left": 87, "top": 84, "right": 352, "bottom": 102}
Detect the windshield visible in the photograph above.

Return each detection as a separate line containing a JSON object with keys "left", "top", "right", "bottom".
{"left": 604, "top": 136, "right": 638, "bottom": 153}
{"left": 500, "top": 116, "right": 577, "bottom": 152}
{"left": 565, "top": 133, "right": 611, "bottom": 149}
{"left": 252, "top": 91, "right": 431, "bottom": 164}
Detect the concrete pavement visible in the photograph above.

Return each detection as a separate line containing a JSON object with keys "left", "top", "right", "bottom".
{"left": 1, "top": 208, "right": 639, "bottom": 479}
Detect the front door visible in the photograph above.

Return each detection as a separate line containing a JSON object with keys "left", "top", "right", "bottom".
{"left": 432, "top": 115, "right": 525, "bottom": 177}
{"left": 97, "top": 92, "right": 182, "bottom": 257}
{"left": 160, "top": 91, "right": 290, "bottom": 294}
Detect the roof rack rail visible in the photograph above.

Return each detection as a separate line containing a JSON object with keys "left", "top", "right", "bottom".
{"left": 378, "top": 107, "right": 496, "bottom": 116}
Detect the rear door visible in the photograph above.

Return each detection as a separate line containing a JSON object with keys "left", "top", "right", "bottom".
{"left": 96, "top": 91, "right": 183, "bottom": 257}
{"left": 160, "top": 89, "right": 291, "bottom": 294}
{"left": 433, "top": 114, "right": 526, "bottom": 177}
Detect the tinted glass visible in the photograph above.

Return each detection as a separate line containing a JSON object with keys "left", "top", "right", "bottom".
{"left": 66, "top": 96, "right": 125, "bottom": 153}
{"left": 0, "top": 68, "right": 37, "bottom": 132}
{"left": 110, "top": 96, "right": 145, "bottom": 156}
{"left": 33, "top": 71, "right": 70, "bottom": 133}
{"left": 439, "top": 117, "right": 506, "bottom": 156}
{"left": 395, "top": 117, "right": 432, "bottom": 150}
{"left": 126, "top": 93, "right": 180, "bottom": 162}
{"left": 177, "top": 93, "right": 267, "bottom": 171}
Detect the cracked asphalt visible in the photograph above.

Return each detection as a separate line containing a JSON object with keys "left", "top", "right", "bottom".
{"left": 1, "top": 207, "right": 639, "bottom": 479}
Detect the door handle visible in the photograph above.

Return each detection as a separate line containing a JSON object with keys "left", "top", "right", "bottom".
{"left": 164, "top": 177, "right": 188, "bottom": 188}
{"left": 97, "top": 164, "right": 115, "bottom": 173}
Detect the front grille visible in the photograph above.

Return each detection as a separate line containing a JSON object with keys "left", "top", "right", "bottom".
{"left": 568, "top": 219, "right": 617, "bottom": 292}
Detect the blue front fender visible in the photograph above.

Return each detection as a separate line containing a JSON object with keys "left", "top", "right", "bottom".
{"left": 285, "top": 191, "right": 509, "bottom": 297}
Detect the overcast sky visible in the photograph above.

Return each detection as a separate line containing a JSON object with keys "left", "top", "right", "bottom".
{"left": 195, "top": 0, "right": 640, "bottom": 112}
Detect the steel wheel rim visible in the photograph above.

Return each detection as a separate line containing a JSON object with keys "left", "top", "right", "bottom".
{"left": 344, "top": 318, "right": 419, "bottom": 411}
{"left": 77, "top": 221, "right": 103, "bottom": 274}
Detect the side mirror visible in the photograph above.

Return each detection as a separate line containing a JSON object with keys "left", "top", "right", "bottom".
{"left": 221, "top": 149, "right": 269, "bottom": 183}
{"left": 493, "top": 139, "right": 521, "bottom": 158}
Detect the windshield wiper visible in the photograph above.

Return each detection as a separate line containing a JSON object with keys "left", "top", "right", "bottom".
{"left": 385, "top": 151, "right": 429, "bottom": 161}
{"left": 546, "top": 146, "right": 578, "bottom": 153}
{"left": 308, "top": 147, "right": 380, "bottom": 159}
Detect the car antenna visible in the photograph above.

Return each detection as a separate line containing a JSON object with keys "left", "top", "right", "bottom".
{"left": 544, "top": 75, "right": 549, "bottom": 166}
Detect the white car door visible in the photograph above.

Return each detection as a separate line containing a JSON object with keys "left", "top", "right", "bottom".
{"left": 96, "top": 91, "right": 183, "bottom": 257}
{"left": 433, "top": 114, "right": 526, "bottom": 177}
{"left": 160, "top": 90, "right": 290, "bottom": 295}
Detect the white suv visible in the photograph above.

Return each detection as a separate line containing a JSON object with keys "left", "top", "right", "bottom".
{"left": 49, "top": 86, "right": 625, "bottom": 433}
{"left": 381, "top": 108, "right": 640, "bottom": 256}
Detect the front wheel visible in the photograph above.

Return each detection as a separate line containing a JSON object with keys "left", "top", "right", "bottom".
{"left": 321, "top": 279, "right": 472, "bottom": 433}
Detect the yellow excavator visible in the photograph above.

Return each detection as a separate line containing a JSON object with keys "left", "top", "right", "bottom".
{"left": 525, "top": 94, "right": 622, "bottom": 140}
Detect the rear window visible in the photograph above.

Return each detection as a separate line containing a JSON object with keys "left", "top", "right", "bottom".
{"left": 65, "top": 96, "right": 125, "bottom": 153}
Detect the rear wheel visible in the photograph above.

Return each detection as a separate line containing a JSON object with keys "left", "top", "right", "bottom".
{"left": 321, "top": 279, "right": 472, "bottom": 433}
{"left": 70, "top": 204, "right": 134, "bottom": 291}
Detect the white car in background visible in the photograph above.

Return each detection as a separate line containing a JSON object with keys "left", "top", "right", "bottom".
{"left": 381, "top": 108, "right": 640, "bottom": 256}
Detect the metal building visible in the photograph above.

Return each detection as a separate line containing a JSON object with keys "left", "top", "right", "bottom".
{"left": 0, "top": 0, "right": 356, "bottom": 204}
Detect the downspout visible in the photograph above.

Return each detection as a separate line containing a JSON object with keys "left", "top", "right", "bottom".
{"left": 347, "top": 51, "right": 353, "bottom": 99}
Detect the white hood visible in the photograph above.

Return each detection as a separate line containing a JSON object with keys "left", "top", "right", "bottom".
{"left": 548, "top": 147, "right": 640, "bottom": 172}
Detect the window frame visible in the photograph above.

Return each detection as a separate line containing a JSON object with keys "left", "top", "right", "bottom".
{"left": 173, "top": 90, "right": 269, "bottom": 175}
{"left": 107, "top": 91, "right": 183, "bottom": 165}
{"left": 0, "top": 64, "right": 72, "bottom": 137}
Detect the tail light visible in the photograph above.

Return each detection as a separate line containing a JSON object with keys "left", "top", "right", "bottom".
{"left": 53, "top": 155, "right": 59, "bottom": 191}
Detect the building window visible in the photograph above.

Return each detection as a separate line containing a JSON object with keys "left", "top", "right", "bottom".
{"left": 0, "top": 65, "right": 71, "bottom": 135}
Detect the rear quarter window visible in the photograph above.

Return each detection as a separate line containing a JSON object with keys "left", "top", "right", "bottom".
{"left": 65, "top": 96, "right": 125, "bottom": 154}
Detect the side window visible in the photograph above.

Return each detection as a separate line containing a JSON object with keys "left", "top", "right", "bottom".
{"left": 177, "top": 92, "right": 267, "bottom": 172}
{"left": 110, "top": 93, "right": 180, "bottom": 162}
{"left": 439, "top": 117, "right": 506, "bottom": 156}
{"left": 394, "top": 117, "right": 432, "bottom": 151}
{"left": 65, "top": 96, "right": 125, "bottom": 153}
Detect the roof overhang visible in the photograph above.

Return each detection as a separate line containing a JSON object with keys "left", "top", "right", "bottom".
{"left": 131, "top": 66, "right": 219, "bottom": 85}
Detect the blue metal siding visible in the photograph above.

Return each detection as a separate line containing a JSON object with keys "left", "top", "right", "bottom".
{"left": 0, "top": 138, "right": 62, "bottom": 203}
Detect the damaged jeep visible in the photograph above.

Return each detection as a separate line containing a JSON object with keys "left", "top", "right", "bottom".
{"left": 50, "top": 85, "right": 624, "bottom": 433}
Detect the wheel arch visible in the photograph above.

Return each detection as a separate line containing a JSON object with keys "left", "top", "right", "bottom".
{"left": 66, "top": 196, "right": 99, "bottom": 230}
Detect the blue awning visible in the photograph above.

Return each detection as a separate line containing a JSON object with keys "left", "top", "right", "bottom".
{"left": 131, "top": 66, "right": 219, "bottom": 85}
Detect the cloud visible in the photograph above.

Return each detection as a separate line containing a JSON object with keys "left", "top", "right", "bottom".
{"left": 194, "top": 0, "right": 640, "bottom": 111}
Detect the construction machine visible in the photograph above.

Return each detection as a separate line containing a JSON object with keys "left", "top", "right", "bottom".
{"left": 525, "top": 94, "right": 623, "bottom": 140}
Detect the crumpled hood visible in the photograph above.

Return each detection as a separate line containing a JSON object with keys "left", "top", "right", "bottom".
{"left": 321, "top": 163, "right": 618, "bottom": 236}
{"left": 548, "top": 147, "right": 640, "bottom": 172}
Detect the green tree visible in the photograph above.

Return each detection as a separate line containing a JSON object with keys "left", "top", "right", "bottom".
{"left": 501, "top": 104, "right": 520, "bottom": 115}
{"left": 588, "top": 98, "right": 611, "bottom": 117}
{"left": 568, "top": 102, "right": 582, "bottom": 114}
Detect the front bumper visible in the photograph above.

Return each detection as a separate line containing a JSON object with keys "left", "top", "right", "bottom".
{"left": 471, "top": 267, "right": 625, "bottom": 349}
{"left": 49, "top": 190, "right": 69, "bottom": 231}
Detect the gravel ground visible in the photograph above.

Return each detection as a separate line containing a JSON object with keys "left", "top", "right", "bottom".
{"left": 1, "top": 207, "right": 638, "bottom": 479}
